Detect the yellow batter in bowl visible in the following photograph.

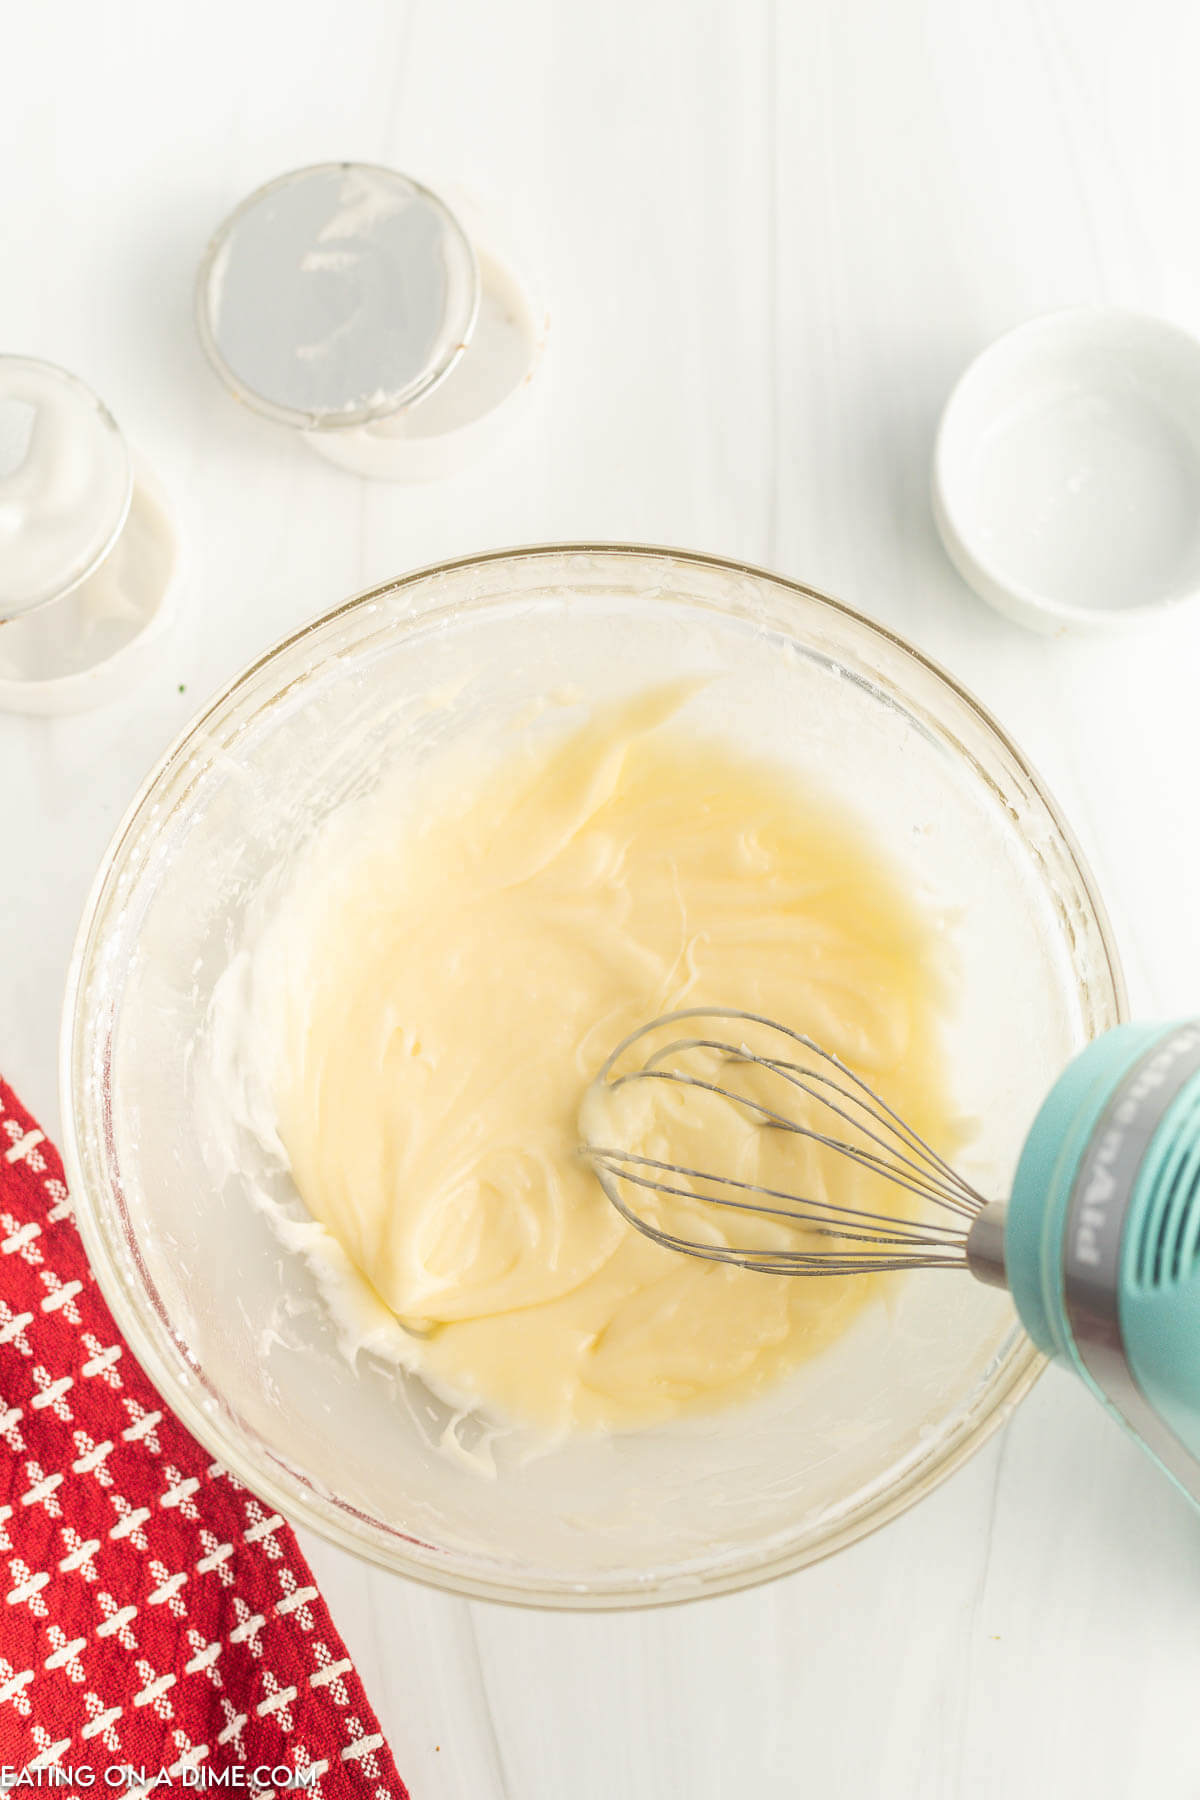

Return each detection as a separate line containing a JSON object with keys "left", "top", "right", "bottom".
{"left": 244, "top": 685, "right": 958, "bottom": 1435}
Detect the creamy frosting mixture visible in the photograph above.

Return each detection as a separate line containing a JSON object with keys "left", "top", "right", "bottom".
{"left": 235, "top": 687, "right": 956, "bottom": 1434}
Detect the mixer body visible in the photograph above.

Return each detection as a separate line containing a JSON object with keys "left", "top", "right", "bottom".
{"left": 1007, "top": 1022, "right": 1200, "bottom": 1505}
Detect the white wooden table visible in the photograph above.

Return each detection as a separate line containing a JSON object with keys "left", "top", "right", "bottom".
{"left": 5, "top": 3, "right": 1200, "bottom": 1794}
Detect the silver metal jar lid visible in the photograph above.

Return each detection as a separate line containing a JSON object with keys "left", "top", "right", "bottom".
{"left": 195, "top": 163, "right": 481, "bottom": 431}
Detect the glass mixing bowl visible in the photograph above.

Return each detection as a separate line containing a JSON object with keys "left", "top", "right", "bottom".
{"left": 61, "top": 544, "right": 1124, "bottom": 1608}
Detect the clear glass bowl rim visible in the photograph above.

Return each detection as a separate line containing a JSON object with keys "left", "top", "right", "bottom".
{"left": 59, "top": 541, "right": 1127, "bottom": 1609}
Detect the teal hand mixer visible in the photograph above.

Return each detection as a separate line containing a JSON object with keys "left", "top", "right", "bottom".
{"left": 584, "top": 1009, "right": 1200, "bottom": 1504}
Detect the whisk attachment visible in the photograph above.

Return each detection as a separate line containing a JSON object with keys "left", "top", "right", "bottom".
{"left": 582, "top": 1008, "right": 992, "bottom": 1276}
{"left": 586, "top": 1009, "right": 1200, "bottom": 1508}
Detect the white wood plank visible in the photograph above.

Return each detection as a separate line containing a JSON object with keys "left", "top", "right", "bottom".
{"left": 3, "top": 2, "right": 1200, "bottom": 1795}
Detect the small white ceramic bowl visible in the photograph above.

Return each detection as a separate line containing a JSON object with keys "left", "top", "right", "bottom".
{"left": 933, "top": 307, "right": 1200, "bottom": 634}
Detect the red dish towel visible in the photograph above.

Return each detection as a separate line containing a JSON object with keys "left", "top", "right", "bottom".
{"left": 0, "top": 1077, "right": 409, "bottom": 1799}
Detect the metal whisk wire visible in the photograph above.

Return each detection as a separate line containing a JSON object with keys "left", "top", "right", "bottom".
{"left": 583, "top": 1008, "right": 988, "bottom": 1275}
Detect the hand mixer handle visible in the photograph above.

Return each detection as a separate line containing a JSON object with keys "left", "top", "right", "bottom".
{"left": 1003, "top": 1021, "right": 1200, "bottom": 1507}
